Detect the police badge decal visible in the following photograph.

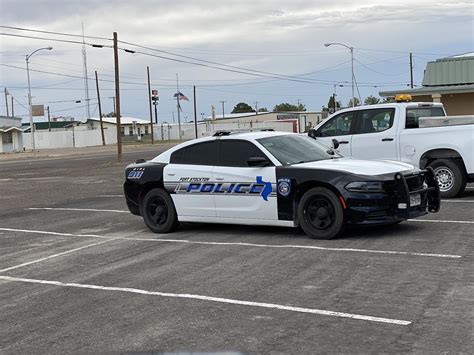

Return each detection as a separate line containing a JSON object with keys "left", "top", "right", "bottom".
{"left": 277, "top": 178, "right": 291, "bottom": 197}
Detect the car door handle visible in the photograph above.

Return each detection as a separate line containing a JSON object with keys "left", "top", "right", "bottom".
{"left": 382, "top": 138, "right": 394, "bottom": 142}
{"left": 215, "top": 176, "right": 224, "bottom": 181}
{"left": 338, "top": 140, "right": 349, "bottom": 144}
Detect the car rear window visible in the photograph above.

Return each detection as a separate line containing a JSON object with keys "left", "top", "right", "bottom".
{"left": 406, "top": 107, "right": 445, "bottom": 128}
{"left": 170, "top": 141, "right": 218, "bottom": 165}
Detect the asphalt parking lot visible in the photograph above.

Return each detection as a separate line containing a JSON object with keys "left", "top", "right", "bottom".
{"left": 0, "top": 146, "right": 473, "bottom": 353}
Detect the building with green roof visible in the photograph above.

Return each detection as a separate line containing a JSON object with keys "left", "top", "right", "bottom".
{"left": 380, "top": 53, "right": 474, "bottom": 115}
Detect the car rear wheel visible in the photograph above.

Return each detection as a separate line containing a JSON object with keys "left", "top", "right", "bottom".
{"left": 298, "top": 187, "right": 344, "bottom": 239}
{"left": 429, "top": 159, "right": 466, "bottom": 198}
{"left": 141, "top": 188, "right": 178, "bottom": 233}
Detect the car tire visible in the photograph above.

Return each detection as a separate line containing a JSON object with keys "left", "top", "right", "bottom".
{"left": 429, "top": 159, "right": 466, "bottom": 198}
{"left": 141, "top": 188, "right": 178, "bottom": 233}
{"left": 298, "top": 187, "right": 344, "bottom": 239}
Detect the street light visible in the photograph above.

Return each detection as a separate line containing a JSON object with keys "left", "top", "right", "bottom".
{"left": 26, "top": 46, "right": 53, "bottom": 151}
{"left": 332, "top": 81, "right": 349, "bottom": 113}
{"left": 324, "top": 42, "right": 355, "bottom": 107}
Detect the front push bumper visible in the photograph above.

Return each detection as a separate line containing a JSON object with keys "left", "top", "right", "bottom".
{"left": 344, "top": 167, "right": 440, "bottom": 225}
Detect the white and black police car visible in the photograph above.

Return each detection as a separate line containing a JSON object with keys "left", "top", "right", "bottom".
{"left": 124, "top": 130, "right": 440, "bottom": 239}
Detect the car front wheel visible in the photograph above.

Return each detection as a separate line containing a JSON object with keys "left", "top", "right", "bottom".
{"left": 298, "top": 187, "right": 345, "bottom": 239}
{"left": 141, "top": 188, "right": 178, "bottom": 233}
{"left": 429, "top": 159, "right": 466, "bottom": 198}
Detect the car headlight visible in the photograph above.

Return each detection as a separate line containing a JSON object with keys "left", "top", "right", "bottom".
{"left": 345, "top": 181, "right": 384, "bottom": 192}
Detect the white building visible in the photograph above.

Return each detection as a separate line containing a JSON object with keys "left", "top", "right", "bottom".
{"left": 0, "top": 116, "right": 23, "bottom": 153}
{"left": 82, "top": 116, "right": 152, "bottom": 141}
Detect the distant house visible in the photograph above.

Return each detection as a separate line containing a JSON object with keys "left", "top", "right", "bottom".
{"left": 204, "top": 111, "right": 328, "bottom": 132}
{"left": 380, "top": 53, "right": 474, "bottom": 115}
{"left": 82, "top": 116, "right": 152, "bottom": 141}
{"left": 0, "top": 115, "right": 23, "bottom": 153}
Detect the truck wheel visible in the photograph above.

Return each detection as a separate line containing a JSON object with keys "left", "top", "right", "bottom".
{"left": 298, "top": 187, "right": 345, "bottom": 239}
{"left": 141, "top": 188, "right": 178, "bottom": 233}
{"left": 429, "top": 159, "right": 467, "bottom": 198}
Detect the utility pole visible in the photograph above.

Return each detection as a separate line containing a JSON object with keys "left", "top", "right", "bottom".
{"left": 4, "top": 88, "right": 9, "bottom": 117}
{"left": 254, "top": 101, "right": 259, "bottom": 115}
{"left": 95, "top": 70, "right": 105, "bottom": 145}
{"left": 193, "top": 85, "right": 198, "bottom": 139}
{"left": 113, "top": 32, "right": 122, "bottom": 160}
{"left": 47, "top": 106, "right": 51, "bottom": 132}
{"left": 333, "top": 84, "right": 337, "bottom": 113}
{"left": 176, "top": 74, "right": 182, "bottom": 140}
{"left": 409, "top": 52, "right": 414, "bottom": 89}
{"left": 219, "top": 100, "right": 226, "bottom": 119}
{"left": 350, "top": 47, "right": 355, "bottom": 107}
{"left": 11, "top": 95, "right": 14, "bottom": 117}
{"left": 81, "top": 23, "right": 91, "bottom": 120}
{"left": 147, "top": 66, "right": 154, "bottom": 144}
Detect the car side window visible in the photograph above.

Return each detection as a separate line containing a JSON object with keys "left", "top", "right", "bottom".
{"left": 355, "top": 108, "right": 395, "bottom": 134}
{"left": 318, "top": 112, "right": 354, "bottom": 137}
{"left": 169, "top": 141, "right": 218, "bottom": 165}
{"left": 219, "top": 140, "right": 270, "bottom": 167}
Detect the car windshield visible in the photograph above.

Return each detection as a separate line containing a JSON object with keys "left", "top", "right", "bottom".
{"left": 257, "top": 134, "right": 341, "bottom": 166}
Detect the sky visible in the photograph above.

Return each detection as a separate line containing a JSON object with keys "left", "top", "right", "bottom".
{"left": 0, "top": 0, "right": 473, "bottom": 123}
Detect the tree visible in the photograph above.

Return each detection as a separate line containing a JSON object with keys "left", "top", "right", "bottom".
{"left": 273, "top": 102, "right": 306, "bottom": 112}
{"left": 104, "top": 111, "right": 116, "bottom": 117}
{"left": 364, "top": 95, "right": 381, "bottom": 105}
{"left": 325, "top": 96, "right": 341, "bottom": 113}
{"left": 231, "top": 102, "right": 255, "bottom": 114}
{"left": 347, "top": 97, "right": 360, "bottom": 107}
{"left": 257, "top": 107, "right": 268, "bottom": 112}
{"left": 382, "top": 97, "right": 393, "bottom": 103}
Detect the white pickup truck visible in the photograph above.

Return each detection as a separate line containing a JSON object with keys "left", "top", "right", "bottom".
{"left": 309, "top": 101, "right": 474, "bottom": 198}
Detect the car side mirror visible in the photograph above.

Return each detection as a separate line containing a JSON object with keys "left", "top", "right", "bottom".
{"left": 331, "top": 139, "right": 339, "bottom": 150}
{"left": 247, "top": 156, "right": 270, "bottom": 167}
{"left": 308, "top": 129, "right": 317, "bottom": 139}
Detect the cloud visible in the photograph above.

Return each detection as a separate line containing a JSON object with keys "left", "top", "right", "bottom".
{"left": 0, "top": 0, "right": 472, "bottom": 120}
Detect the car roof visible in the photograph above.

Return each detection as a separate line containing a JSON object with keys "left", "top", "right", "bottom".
{"left": 151, "top": 130, "right": 294, "bottom": 163}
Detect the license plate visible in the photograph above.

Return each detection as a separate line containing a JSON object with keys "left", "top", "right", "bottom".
{"left": 410, "top": 193, "right": 421, "bottom": 207}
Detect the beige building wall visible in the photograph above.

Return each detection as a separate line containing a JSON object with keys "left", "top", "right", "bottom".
{"left": 411, "top": 93, "right": 474, "bottom": 116}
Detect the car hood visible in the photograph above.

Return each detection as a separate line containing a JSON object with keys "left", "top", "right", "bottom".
{"left": 294, "top": 158, "right": 415, "bottom": 176}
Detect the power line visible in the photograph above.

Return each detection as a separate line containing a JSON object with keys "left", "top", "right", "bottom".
{"left": 118, "top": 40, "right": 336, "bottom": 85}
{"left": 0, "top": 25, "right": 112, "bottom": 41}
{"left": 129, "top": 49, "right": 335, "bottom": 85}
{"left": 354, "top": 59, "right": 406, "bottom": 76}
{"left": 0, "top": 32, "right": 111, "bottom": 47}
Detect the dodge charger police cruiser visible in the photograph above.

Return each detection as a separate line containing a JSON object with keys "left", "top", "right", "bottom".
{"left": 124, "top": 131, "right": 440, "bottom": 239}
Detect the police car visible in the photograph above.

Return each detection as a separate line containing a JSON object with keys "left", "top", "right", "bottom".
{"left": 124, "top": 130, "right": 440, "bottom": 239}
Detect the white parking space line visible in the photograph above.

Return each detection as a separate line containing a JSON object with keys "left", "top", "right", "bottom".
{"left": 27, "top": 207, "right": 129, "bottom": 213}
{"left": 0, "top": 228, "right": 462, "bottom": 259}
{"left": 408, "top": 219, "right": 474, "bottom": 224}
{"left": 0, "top": 275, "right": 411, "bottom": 325}
{"left": 18, "top": 177, "right": 65, "bottom": 181}
{"left": 0, "top": 239, "right": 114, "bottom": 273}
{"left": 98, "top": 195, "right": 124, "bottom": 198}
{"left": 441, "top": 199, "right": 474, "bottom": 203}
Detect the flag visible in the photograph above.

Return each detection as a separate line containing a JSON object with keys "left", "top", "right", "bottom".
{"left": 177, "top": 100, "right": 182, "bottom": 112}
{"left": 174, "top": 91, "right": 189, "bottom": 101}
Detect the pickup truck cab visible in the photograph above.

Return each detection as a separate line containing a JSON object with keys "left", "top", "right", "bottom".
{"left": 310, "top": 101, "right": 474, "bottom": 197}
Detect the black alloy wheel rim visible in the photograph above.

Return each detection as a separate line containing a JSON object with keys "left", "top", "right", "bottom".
{"left": 147, "top": 197, "right": 168, "bottom": 225}
{"left": 304, "top": 196, "right": 336, "bottom": 230}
